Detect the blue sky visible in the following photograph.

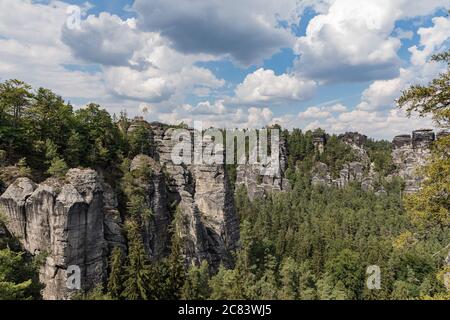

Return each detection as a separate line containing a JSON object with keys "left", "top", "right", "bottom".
{"left": 0, "top": 0, "right": 449, "bottom": 138}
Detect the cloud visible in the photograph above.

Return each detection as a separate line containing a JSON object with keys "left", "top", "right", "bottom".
{"left": 60, "top": 8, "right": 226, "bottom": 105}
{"left": 299, "top": 108, "right": 435, "bottom": 140}
{"left": 0, "top": 0, "right": 107, "bottom": 100}
{"left": 358, "top": 15, "right": 449, "bottom": 112}
{"left": 234, "top": 68, "right": 316, "bottom": 105}
{"left": 299, "top": 107, "right": 331, "bottom": 119}
{"left": 61, "top": 13, "right": 144, "bottom": 67}
{"left": 132, "top": 0, "right": 305, "bottom": 66}
{"left": 409, "top": 15, "right": 450, "bottom": 66}
{"left": 299, "top": 103, "right": 347, "bottom": 119}
{"left": 293, "top": 0, "right": 449, "bottom": 82}
{"left": 394, "top": 28, "right": 414, "bottom": 40}
{"left": 143, "top": 99, "right": 276, "bottom": 129}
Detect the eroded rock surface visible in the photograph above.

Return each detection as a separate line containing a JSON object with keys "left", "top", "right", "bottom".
{"left": 0, "top": 169, "right": 125, "bottom": 300}
{"left": 235, "top": 131, "right": 291, "bottom": 200}
{"left": 151, "top": 125, "right": 240, "bottom": 269}
{"left": 392, "top": 129, "right": 435, "bottom": 193}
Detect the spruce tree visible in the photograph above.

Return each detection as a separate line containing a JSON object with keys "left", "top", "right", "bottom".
{"left": 181, "top": 260, "right": 210, "bottom": 300}
{"left": 121, "top": 220, "right": 151, "bottom": 300}
{"left": 107, "top": 246, "right": 124, "bottom": 299}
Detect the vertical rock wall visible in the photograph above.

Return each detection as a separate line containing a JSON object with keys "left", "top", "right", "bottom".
{"left": 0, "top": 169, "right": 125, "bottom": 300}
{"left": 150, "top": 124, "right": 240, "bottom": 269}
{"left": 392, "top": 129, "right": 435, "bottom": 193}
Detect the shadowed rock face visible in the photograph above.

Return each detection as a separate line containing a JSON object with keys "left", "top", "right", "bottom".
{"left": 130, "top": 155, "right": 171, "bottom": 261}
{"left": 412, "top": 129, "right": 435, "bottom": 149}
{"left": 393, "top": 135, "right": 412, "bottom": 149}
{"left": 0, "top": 120, "right": 242, "bottom": 300}
{"left": 151, "top": 126, "right": 240, "bottom": 269}
{"left": 313, "top": 132, "right": 326, "bottom": 155}
{"left": 0, "top": 169, "right": 125, "bottom": 300}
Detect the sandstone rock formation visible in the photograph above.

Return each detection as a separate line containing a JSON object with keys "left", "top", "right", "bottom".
{"left": 311, "top": 161, "right": 375, "bottom": 191}
{"left": 0, "top": 169, "right": 125, "bottom": 300}
{"left": 392, "top": 129, "right": 435, "bottom": 193}
{"left": 311, "top": 132, "right": 374, "bottom": 190}
{"left": 149, "top": 124, "right": 240, "bottom": 268}
{"left": 235, "top": 131, "right": 291, "bottom": 200}
{"left": 313, "top": 132, "right": 326, "bottom": 155}
{"left": 310, "top": 129, "right": 438, "bottom": 194}
{"left": 129, "top": 154, "right": 171, "bottom": 261}
{"left": 3, "top": 119, "right": 438, "bottom": 300}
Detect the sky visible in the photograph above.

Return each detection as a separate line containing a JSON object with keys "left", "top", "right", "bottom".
{"left": 0, "top": 0, "right": 449, "bottom": 139}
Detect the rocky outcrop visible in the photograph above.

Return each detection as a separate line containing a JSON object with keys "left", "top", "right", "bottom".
{"left": 313, "top": 132, "right": 326, "bottom": 155}
{"left": 130, "top": 155, "right": 171, "bottom": 261}
{"left": 311, "top": 132, "right": 374, "bottom": 190}
{"left": 0, "top": 165, "right": 22, "bottom": 194}
{"left": 392, "top": 129, "right": 435, "bottom": 193}
{"left": 311, "top": 161, "right": 375, "bottom": 191}
{"left": 339, "top": 132, "right": 370, "bottom": 165}
{"left": 150, "top": 125, "right": 240, "bottom": 269}
{"left": 235, "top": 131, "right": 291, "bottom": 200}
{"left": 0, "top": 169, "right": 125, "bottom": 300}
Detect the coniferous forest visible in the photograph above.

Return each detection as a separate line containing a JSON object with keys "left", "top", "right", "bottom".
{"left": 0, "top": 51, "right": 449, "bottom": 301}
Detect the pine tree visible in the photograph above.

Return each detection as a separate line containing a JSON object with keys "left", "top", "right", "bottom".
{"left": 107, "top": 246, "right": 124, "bottom": 299}
{"left": 17, "top": 158, "right": 31, "bottom": 177}
{"left": 0, "top": 248, "right": 41, "bottom": 300}
{"left": 397, "top": 49, "right": 450, "bottom": 299}
{"left": 165, "top": 230, "right": 186, "bottom": 300}
{"left": 181, "top": 260, "right": 210, "bottom": 300}
{"left": 47, "top": 158, "right": 68, "bottom": 178}
{"left": 121, "top": 220, "right": 151, "bottom": 300}
{"left": 65, "top": 130, "right": 83, "bottom": 167}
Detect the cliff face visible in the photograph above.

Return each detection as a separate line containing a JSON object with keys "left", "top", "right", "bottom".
{"left": 392, "top": 129, "right": 435, "bottom": 193}
{"left": 129, "top": 155, "right": 171, "bottom": 261}
{"left": 151, "top": 125, "right": 240, "bottom": 268}
{"left": 235, "top": 132, "right": 291, "bottom": 200}
{"left": 0, "top": 169, "right": 125, "bottom": 300}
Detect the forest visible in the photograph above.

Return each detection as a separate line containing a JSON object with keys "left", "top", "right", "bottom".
{"left": 0, "top": 51, "right": 448, "bottom": 300}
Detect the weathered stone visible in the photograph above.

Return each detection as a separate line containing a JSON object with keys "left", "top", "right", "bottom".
{"left": 130, "top": 154, "right": 172, "bottom": 261}
{"left": 393, "top": 135, "right": 412, "bottom": 149}
{"left": 412, "top": 129, "right": 435, "bottom": 149}
{"left": 311, "top": 162, "right": 332, "bottom": 187}
{"left": 148, "top": 127, "right": 241, "bottom": 269}
{"left": 392, "top": 130, "right": 435, "bottom": 193}
{"left": 0, "top": 169, "right": 125, "bottom": 300}
{"left": 235, "top": 132, "right": 291, "bottom": 201}
{"left": 313, "top": 132, "right": 326, "bottom": 155}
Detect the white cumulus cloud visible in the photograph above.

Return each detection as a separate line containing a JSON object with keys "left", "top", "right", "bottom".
{"left": 234, "top": 68, "right": 316, "bottom": 105}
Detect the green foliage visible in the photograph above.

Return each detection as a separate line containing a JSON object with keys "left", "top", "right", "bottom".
{"left": 64, "top": 130, "right": 83, "bottom": 167}
{"left": 73, "top": 284, "right": 113, "bottom": 300}
{"left": 211, "top": 174, "right": 447, "bottom": 300}
{"left": 1, "top": 78, "right": 447, "bottom": 301}
{"left": 17, "top": 158, "right": 31, "bottom": 177}
{"left": 317, "top": 135, "right": 358, "bottom": 178}
{"left": 128, "top": 125, "right": 153, "bottom": 157}
{"left": 107, "top": 247, "right": 124, "bottom": 299}
{"left": 0, "top": 248, "right": 42, "bottom": 300}
{"left": 364, "top": 139, "right": 395, "bottom": 174}
{"left": 182, "top": 260, "right": 211, "bottom": 300}
{"left": 397, "top": 49, "right": 450, "bottom": 128}
{"left": 47, "top": 158, "right": 68, "bottom": 178}
{"left": 397, "top": 50, "right": 450, "bottom": 300}
{"left": 121, "top": 220, "right": 151, "bottom": 300}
